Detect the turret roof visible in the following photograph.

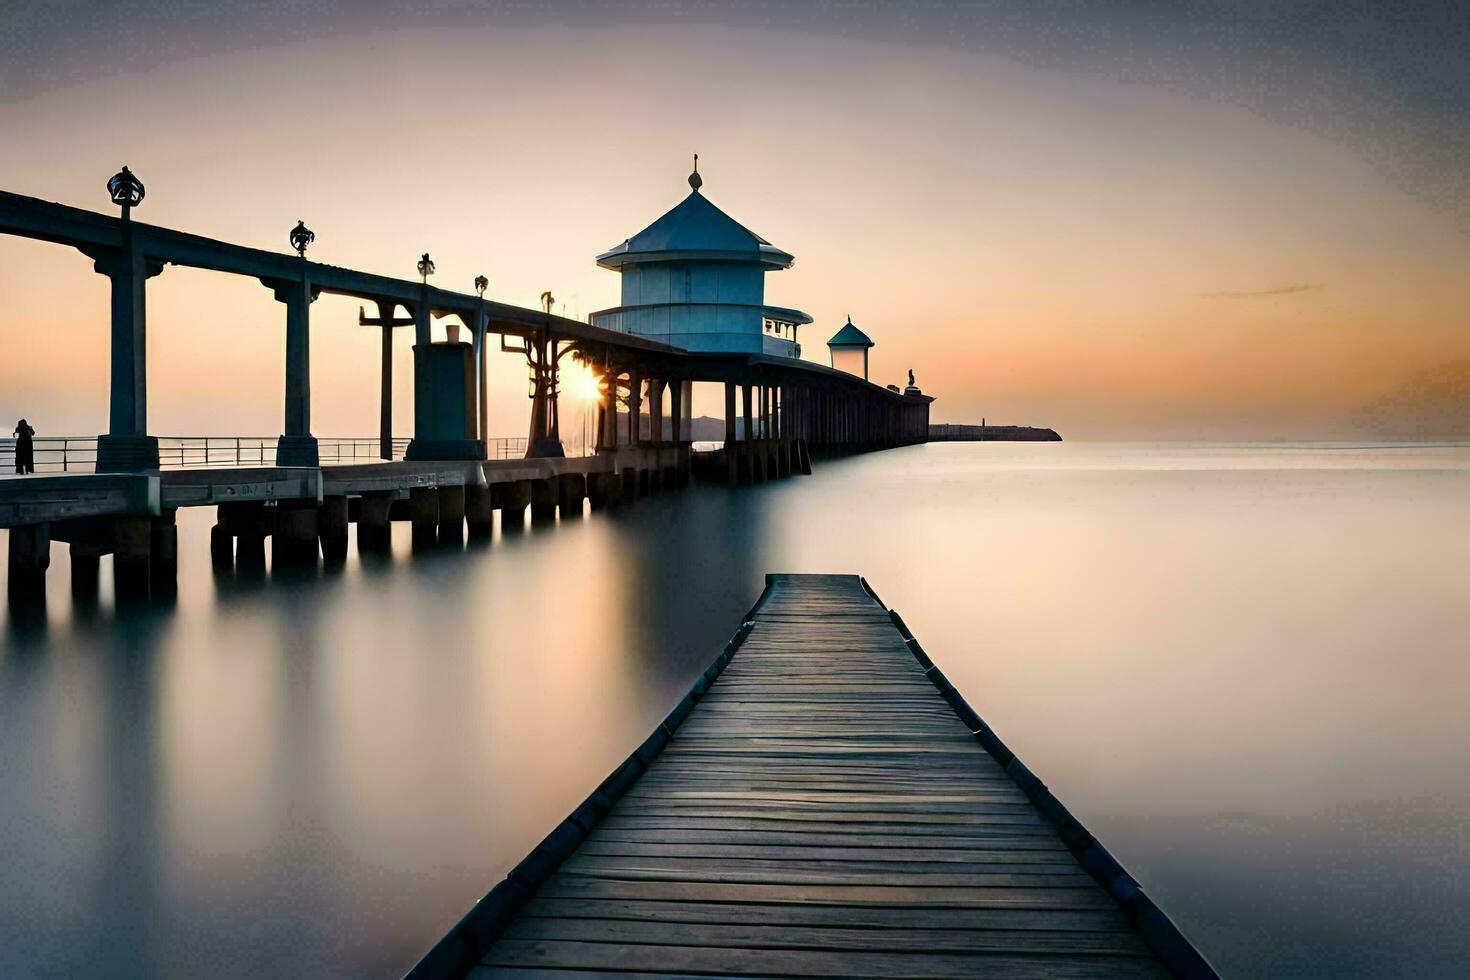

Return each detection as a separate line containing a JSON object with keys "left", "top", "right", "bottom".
{"left": 596, "top": 167, "right": 794, "bottom": 270}
{"left": 827, "top": 316, "right": 875, "bottom": 349}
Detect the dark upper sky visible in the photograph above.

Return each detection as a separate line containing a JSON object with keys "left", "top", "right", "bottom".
{"left": 6, "top": 1, "right": 1468, "bottom": 209}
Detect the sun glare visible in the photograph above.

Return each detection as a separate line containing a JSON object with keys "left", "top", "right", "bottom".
{"left": 565, "top": 362, "right": 603, "bottom": 403}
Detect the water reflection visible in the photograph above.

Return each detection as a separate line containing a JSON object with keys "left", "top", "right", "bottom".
{"left": 2, "top": 443, "right": 1469, "bottom": 977}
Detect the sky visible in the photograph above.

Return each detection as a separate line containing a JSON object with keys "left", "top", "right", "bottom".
{"left": 1, "top": 0, "right": 1467, "bottom": 440}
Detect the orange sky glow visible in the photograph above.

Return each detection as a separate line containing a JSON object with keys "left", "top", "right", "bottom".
{"left": 1, "top": 22, "right": 1466, "bottom": 440}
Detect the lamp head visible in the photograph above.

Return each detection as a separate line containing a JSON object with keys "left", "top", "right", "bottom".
{"left": 289, "top": 220, "right": 315, "bottom": 257}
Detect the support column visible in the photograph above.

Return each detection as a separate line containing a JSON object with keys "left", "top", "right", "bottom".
{"left": 669, "top": 380, "right": 684, "bottom": 444}
{"left": 650, "top": 379, "right": 666, "bottom": 446}
{"left": 320, "top": 496, "right": 349, "bottom": 563}
{"left": 599, "top": 368, "right": 619, "bottom": 449}
{"left": 438, "top": 485, "right": 466, "bottom": 543}
{"left": 380, "top": 324, "right": 394, "bottom": 459}
{"left": 149, "top": 512, "right": 178, "bottom": 595}
{"left": 90, "top": 246, "right": 162, "bottom": 472}
{"left": 724, "top": 382, "right": 738, "bottom": 485}
{"left": 409, "top": 486, "right": 439, "bottom": 547}
{"left": 742, "top": 383, "right": 757, "bottom": 484}
{"left": 466, "top": 484, "right": 493, "bottom": 538}
{"left": 269, "top": 276, "right": 319, "bottom": 467}
{"left": 628, "top": 370, "right": 643, "bottom": 445}
{"left": 356, "top": 492, "right": 393, "bottom": 552}
{"left": 7, "top": 523, "right": 50, "bottom": 595}
{"left": 114, "top": 517, "right": 151, "bottom": 601}
{"left": 473, "top": 309, "right": 489, "bottom": 459}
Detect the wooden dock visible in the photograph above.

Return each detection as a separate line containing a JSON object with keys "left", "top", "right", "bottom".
{"left": 411, "top": 574, "right": 1214, "bottom": 979}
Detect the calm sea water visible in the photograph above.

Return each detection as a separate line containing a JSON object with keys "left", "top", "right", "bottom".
{"left": 3, "top": 442, "right": 1468, "bottom": 978}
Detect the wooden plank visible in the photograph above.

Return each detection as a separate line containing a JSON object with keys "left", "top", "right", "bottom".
{"left": 470, "top": 574, "right": 1179, "bottom": 978}
{"left": 479, "top": 940, "right": 1171, "bottom": 978}
{"left": 500, "top": 917, "right": 1155, "bottom": 956}
{"left": 516, "top": 897, "right": 1135, "bottom": 932}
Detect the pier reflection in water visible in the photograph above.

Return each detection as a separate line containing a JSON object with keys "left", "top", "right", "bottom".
{"left": 3, "top": 442, "right": 1469, "bottom": 978}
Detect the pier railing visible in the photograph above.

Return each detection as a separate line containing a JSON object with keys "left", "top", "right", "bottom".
{"left": 0, "top": 436, "right": 531, "bottom": 472}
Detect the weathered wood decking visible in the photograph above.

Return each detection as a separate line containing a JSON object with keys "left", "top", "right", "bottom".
{"left": 412, "top": 574, "right": 1213, "bottom": 979}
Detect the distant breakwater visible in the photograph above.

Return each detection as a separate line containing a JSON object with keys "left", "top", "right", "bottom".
{"left": 928, "top": 424, "right": 1062, "bottom": 442}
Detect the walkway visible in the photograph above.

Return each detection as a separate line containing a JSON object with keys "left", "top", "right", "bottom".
{"left": 416, "top": 574, "right": 1213, "bottom": 978}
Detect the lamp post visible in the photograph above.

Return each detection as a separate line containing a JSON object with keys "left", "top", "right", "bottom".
{"left": 107, "top": 166, "right": 145, "bottom": 222}
{"left": 417, "top": 252, "right": 435, "bottom": 283}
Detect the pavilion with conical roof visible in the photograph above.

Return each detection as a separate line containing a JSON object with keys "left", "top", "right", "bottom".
{"left": 827, "top": 315, "right": 875, "bottom": 380}
{"left": 591, "top": 157, "right": 812, "bottom": 356}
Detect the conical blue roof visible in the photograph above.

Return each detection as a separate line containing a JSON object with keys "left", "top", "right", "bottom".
{"left": 597, "top": 187, "right": 794, "bottom": 271}
{"left": 827, "top": 317, "right": 874, "bottom": 349}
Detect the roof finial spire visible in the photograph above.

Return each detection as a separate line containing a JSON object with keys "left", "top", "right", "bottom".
{"left": 846, "top": 314, "right": 852, "bottom": 324}
{"left": 688, "top": 153, "right": 703, "bottom": 192}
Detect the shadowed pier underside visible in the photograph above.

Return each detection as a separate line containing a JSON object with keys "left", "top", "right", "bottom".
{"left": 421, "top": 574, "right": 1211, "bottom": 979}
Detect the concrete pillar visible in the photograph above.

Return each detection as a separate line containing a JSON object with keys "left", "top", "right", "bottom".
{"left": 236, "top": 530, "right": 267, "bottom": 575}
{"left": 588, "top": 471, "right": 620, "bottom": 510}
{"left": 357, "top": 491, "right": 393, "bottom": 551}
{"left": 7, "top": 523, "right": 50, "bottom": 594}
{"left": 595, "top": 370, "right": 612, "bottom": 449}
{"left": 492, "top": 480, "right": 531, "bottom": 532}
{"left": 473, "top": 310, "right": 489, "bottom": 456}
{"left": 741, "top": 383, "right": 756, "bottom": 484}
{"left": 381, "top": 323, "right": 394, "bottom": 459}
{"left": 149, "top": 512, "right": 178, "bottom": 594}
{"left": 465, "top": 484, "right": 493, "bottom": 538}
{"left": 91, "top": 246, "right": 162, "bottom": 472}
{"left": 627, "top": 371, "right": 643, "bottom": 445}
{"left": 271, "top": 277, "right": 319, "bottom": 467}
{"left": 557, "top": 473, "right": 586, "bottom": 517}
{"left": 114, "top": 517, "right": 150, "bottom": 601}
{"left": 621, "top": 467, "right": 639, "bottom": 501}
{"left": 409, "top": 486, "right": 439, "bottom": 546}
{"left": 274, "top": 505, "right": 319, "bottom": 566}
{"left": 530, "top": 479, "right": 557, "bottom": 523}
{"left": 437, "top": 485, "right": 466, "bottom": 542}
{"left": 320, "top": 495, "right": 349, "bottom": 563}
{"left": 210, "top": 523, "right": 234, "bottom": 571}
{"left": 411, "top": 294, "right": 434, "bottom": 450}
{"left": 669, "top": 380, "right": 684, "bottom": 444}
{"left": 69, "top": 545, "right": 101, "bottom": 601}
{"left": 650, "top": 379, "right": 665, "bottom": 445}
{"left": 724, "top": 382, "right": 738, "bottom": 485}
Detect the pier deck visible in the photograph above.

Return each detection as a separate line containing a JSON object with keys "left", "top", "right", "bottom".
{"left": 414, "top": 574, "right": 1212, "bottom": 978}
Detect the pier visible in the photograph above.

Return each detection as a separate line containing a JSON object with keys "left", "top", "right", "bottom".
{"left": 409, "top": 574, "right": 1214, "bottom": 979}
{"left": 1, "top": 180, "right": 933, "bottom": 600}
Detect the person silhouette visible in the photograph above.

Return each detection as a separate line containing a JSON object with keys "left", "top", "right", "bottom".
{"left": 13, "top": 419, "right": 35, "bottom": 474}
